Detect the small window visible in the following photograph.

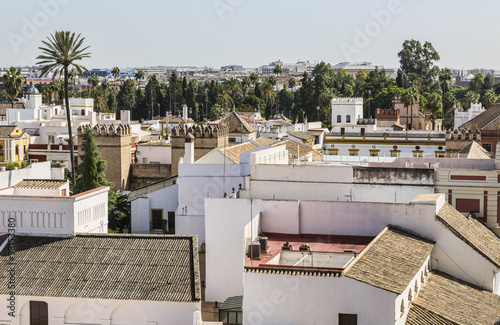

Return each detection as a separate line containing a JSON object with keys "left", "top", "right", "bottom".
{"left": 348, "top": 149, "right": 359, "bottom": 157}
{"left": 346, "top": 115, "right": 351, "bottom": 123}
{"left": 369, "top": 150, "right": 379, "bottom": 157}
{"left": 15, "top": 145, "right": 19, "bottom": 156}
{"left": 483, "top": 143, "right": 492, "bottom": 152}
{"left": 400, "top": 300, "right": 405, "bottom": 317}
{"left": 0, "top": 145, "right": 3, "bottom": 157}
{"left": 142, "top": 157, "right": 148, "bottom": 164}
{"left": 339, "top": 313, "right": 357, "bottom": 325}
{"left": 390, "top": 150, "right": 400, "bottom": 158}
{"left": 30, "top": 301, "right": 48, "bottom": 325}
{"left": 413, "top": 151, "right": 423, "bottom": 158}
{"left": 48, "top": 135, "right": 55, "bottom": 144}
{"left": 337, "top": 115, "right": 342, "bottom": 123}
{"left": 408, "top": 288, "right": 412, "bottom": 303}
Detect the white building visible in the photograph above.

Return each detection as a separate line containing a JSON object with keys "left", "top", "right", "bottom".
{"left": 331, "top": 97, "right": 364, "bottom": 126}
{"left": 135, "top": 141, "right": 171, "bottom": 164}
{"left": 0, "top": 234, "right": 202, "bottom": 325}
{"left": 204, "top": 194, "right": 500, "bottom": 323}
{"left": 0, "top": 179, "right": 109, "bottom": 236}
{"left": 454, "top": 102, "right": 486, "bottom": 129}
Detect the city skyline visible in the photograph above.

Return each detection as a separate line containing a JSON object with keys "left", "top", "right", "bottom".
{"left": 1, "top": 0, "right": 499, "bottom": 70}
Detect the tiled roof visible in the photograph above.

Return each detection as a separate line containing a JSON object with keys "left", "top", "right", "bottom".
{"left": 137, "top": 141, "right": 171, "bottom": 147}
{"left": 245, "top": 266, "right": 342, "bottom": 277}
{"left": 405, "top": 272, "right": 500, "bottom": 325}
{"left": 0, "top": 234, "right": 200, "bottom": 302}
{"left": 271, "top": 139, "right": 323, "bottom": 162}
{"left": 222, "top": 142, "right": 258, "bottom": 164}
{"left": 289, "top": 131, "right": 316, "bottom": 141}
{"left": 436, "top": 202, "right": 500, "bottom": 267}
{"left": 0, "top": 126, "right": 23, "bottom": 138}
{"left": 458, "top": 140, "right": 491, "bottom": 159}
{"left": 223, "top": 111, "right": 257, "bottom": 134}
{"left": 160, "top": 116, "right": 194, "bottom": 124}
{"left": 461, "top": 104, "right": 500, "bottom": 131}
{"left": 14, "top": 179, "right": 67, "bottom": 190}
{"left": 344, "top": 226, "right": 435, "bottom": 294}
{"left": 128, "top": 176, "right": 177, "bottom": 202}
{"left": 255, "top": 137, "right": 277, "bottom": 146}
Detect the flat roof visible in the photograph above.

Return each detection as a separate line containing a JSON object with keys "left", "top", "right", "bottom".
{"left": 245, "top": 233, "right": 373, "bottom": 270}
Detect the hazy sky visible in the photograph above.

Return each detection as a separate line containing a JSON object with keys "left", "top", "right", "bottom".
{"left": 1, "top": 0, "right": 499, "bottom": 70}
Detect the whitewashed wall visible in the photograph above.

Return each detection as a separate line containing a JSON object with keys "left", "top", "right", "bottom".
{"left": 0, "top": 162, "right": 52, "bottom": 188}
{"left": 0, "top": 295, "right": 199, "bottom": 325}
{"left": 243, "top": 272, "right": 396, "bottom": 325}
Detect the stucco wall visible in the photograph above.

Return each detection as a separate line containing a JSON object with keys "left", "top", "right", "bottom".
{"left": 0, "top": 295, "right": 200, "bottom": 325}
{"left": 243, "top": 272, "right": 396, "bottom": 325}
{"left": 0, "top": 162, "right": 52, "bottom": 188}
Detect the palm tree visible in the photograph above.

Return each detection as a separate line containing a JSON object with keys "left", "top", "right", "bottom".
{"left": 2, "top": 67, "right": 25, "bottom": 107}
{"left": 425, "top": 92, "right": 442, "bottom": 130}
{"left": 262, "top": 82, "right": 276, "bottom": 117}
{"left": 111, "top": 66, "right": 120, "bottom": 80}
{"left": 219, "top": 87, "right": 234, "bottom": 111}
{"left": 88, "top": 74, "right": 99, "bottom": 96}
{"left": 37, "top": 31, "right": 91, "bottom": 186}
{"left": 135, "top": 70, "right": 145, "bottom": 88}
{"left": 401, "top": 87, "right": 419, "bottom": 130}
{"left": 481, "top": 89, "right": 498, "bottom": 108}
{"left": 439, "top": 68, "right": 453, "bottom": 124}
{"left": 250, "top": 72, "right": 259, "bottom": 86}
{"left": 69, "top": 68, "right": 77, "bottom": 95}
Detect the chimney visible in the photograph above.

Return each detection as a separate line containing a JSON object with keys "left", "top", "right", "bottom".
{"left": 89, "top": 111, "right": 97, "bottom": 127}
{"left": 495, "top": 143, "right": 500, "bottom": 170}
{"left": 182, "top": 104, "right": 188, "bottom": 120}
{"left": 120, "top": 110, "right": 131, "bottom": 124}
{"left": 184, "top": 133, "right": 195, "bottom": 164}
{"left": 16, "top": 112, "right": 20, "bottom": 123}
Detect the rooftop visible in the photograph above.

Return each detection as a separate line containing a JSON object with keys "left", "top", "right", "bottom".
{"left": 406, "top": 272, "right": 500, "bottom": 325}
{"left": 14, "top": 179, "right": 67, "bottom": 190}
{"left": 436, "top": 202, "right": 500, "bottom": 267}
{"left": 245, "top": 233, "right": 373, "bottom": 274}
{"left": 0, "top": 234, "right": 200, "bottom": 302}
{"left": 344, "top": 226, "right": 435, "bottom": 294}
{"left": 223, "top": 111, "right": 257, "bottom": 134}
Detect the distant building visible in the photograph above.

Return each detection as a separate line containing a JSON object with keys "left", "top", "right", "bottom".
{"left": 0, "top": 125, "right": 29, "bottom": 167}
{"left": 83, "top": 68, "right": 111, "bottom": 78}
{"left": 332, "top": 62, "right": 397, "bottom": 78}
{"left": 221, "top": 65, "right": 243, "bottom": 72}
{"left": 454, "top": 102, "right": 486, "bottom": 129}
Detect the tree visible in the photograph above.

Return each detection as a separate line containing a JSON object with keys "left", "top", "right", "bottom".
{"left": 69, "top": 68, "right": 78, "bottom": 95}
{"left": 209, "top": 103, "right": 224, "bottom": 120}
{"left": 461, "top": 91, "right": 480, "bottom": 109}
{"left": 37, "top": 31, "right": 91, "bottom": 187}
{"left": 108, "top": 190, "right": 130, "bottom": 231}
{"left": 288, "top": 77, "right": 296, "bottom": 89}
{"left": 88, "top": 74, "right": 99, "bottom": 95}
{"left": 135, "top": 70, "right": 145, "bottom": 88}
{"left": 117, "top": 79, "right": 137, "bottom": 112}
{"left": 111, "top": 66, "right": 120, "bottom": 80}
{"left": 423, "top": 92, "right": 442, "bottom": 130}
{"left": 481, "top": 89, "right": 498, "bottom": 108}
{"left": 469, "top": 73, "right": 485, "bottom": 92}
{"left": 262, "top": 82, "right": 276, "bottom": 118}
{"left": 250, "top": 72, "right": 259, "bottom": 85}
{"left": 2, "top": 67, "right": 25, "bottom": 107}
{"left": 74, "top": 126, "right": 112, "bottom": 194}
{"left": 401, "top": 87, "right": 419, "bottom": 129}
{"left": 398, "top": 40, "right": 440, "bottom": 92}
{"left": 273, "top": 64, "right": 283, "bottom": 77}
{"left": 297, "top": 109, "right": 305, "bottom": 123}
{"left": 439, "top": 68, "right": 453, "bottom": 124}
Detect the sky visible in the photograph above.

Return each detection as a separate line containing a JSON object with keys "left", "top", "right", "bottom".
{"left": 1, "top": 0, "right": 499, "bottom": 71}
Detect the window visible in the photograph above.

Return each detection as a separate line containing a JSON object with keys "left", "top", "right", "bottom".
{"left": 369, "top": 150, "right": 379, "bottom": 157}
{"left": 48, "top": 135, "right": 55, "bottom": 144}
{"left": 483, "top": 143, "right": 492, "bottom": 152}
{"left": 142, "top": 157, "right": 148, "bottom": 164}
{"left": 346, "top": 115, "right": 351, "bottom": 123}
{"left": 390, "top": 150, "right": 400, "bottom": 158}
{"left": 408, "top": 288, "right": 412, "bottom": 303}
{"left": 219, "top": 311, "right": 243, "bottom": 325}
{"left": 337, "top": 115, "right": 341, "bottom": 123}
{"left": 339, "top": 313, "right": 357, "bottom": 325}
{"left": 329, "top": 148, "right": 339, "bottom": 155}
{"left": 400, "top": 300, "right": 405, "bottom": 317}
{"left": 15, "top": 145, "right": 19, "bottom": 156}
{"left": 348, "top": 149, "right": 359, "bottom": 156}
{"left": 0, "top": 145, "right": 3, "bottom": 157}
{"left": 30, "top": 301, "right": 48, "bottom": 325}
{"left": 412, "top": 150, "right": 423, "bottom": 158}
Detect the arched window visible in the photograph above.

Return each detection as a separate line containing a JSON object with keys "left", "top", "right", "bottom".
{"left": 414, "top": 281, "right": 418, "bottom": 295}
{"left": 0, "top": 145, "right": 3, "bottom": 157}
{"left": 400, "top": 300, "right": 405, "bottom": 317}
{"left": 408, "top": 288, "right": 412, "bottom": 303}
{"left": 337, "top": 115, "right": 341, "bottom": 123}
{"left": 346, "top": 115, "right": 351, "bottom": 123}
{"left": 421, "top": 271, "right": 424, "bottom": 283}
{"left": 15, "top": 145, "right": 19, "bottom": 156}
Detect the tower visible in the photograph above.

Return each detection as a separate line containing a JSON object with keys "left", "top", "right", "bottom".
{"left": 77, "top": 124, "right": 132, "bottom": 190}
{"left": 171, "top": 124, "right": 229, "bottom": 175}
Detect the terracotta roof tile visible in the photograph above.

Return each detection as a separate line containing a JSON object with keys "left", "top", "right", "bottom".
{"left": 406, "top": 272, "right": 500, "bottom": 325}
{"left": 14, "top": 179, "right": 67, "bottom": 190}
{"left": 0, "top": 234, "right": 200, "bottom": 302}
{"left": 223, "top": 111, "right": 257, "bottom": 134}
{"left": 222, "top": 142, "right": 258, "bottom": 163}
{"left": 344, "top": 226, "right": 435, "bottom": 294}
{"left": 461, "top": 104, "right": 500, "bottom": 131}
{"left": 436, "top": 202, "right": 500, "bottom": 267}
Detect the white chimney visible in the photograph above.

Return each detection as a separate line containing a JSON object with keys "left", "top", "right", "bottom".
{"left": 495, "top": 143, "right": 500, "bottom": 170}
{"left": 15, "top": 112, "right": 20, "bottom": 123}
{"left": 182, "top": 104, "right": 188, "bottom": 120}
{"left": 46, "top": 109, "right": 52, "bottom": 120}
{"left": 184, "top": 133, "right": 195, "bottom": 164}
{"left": 120, "top": 110, "right": 131, "bottom": 124}
{"left": 89, "top": 111, "right": 97, "bottom": 127}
